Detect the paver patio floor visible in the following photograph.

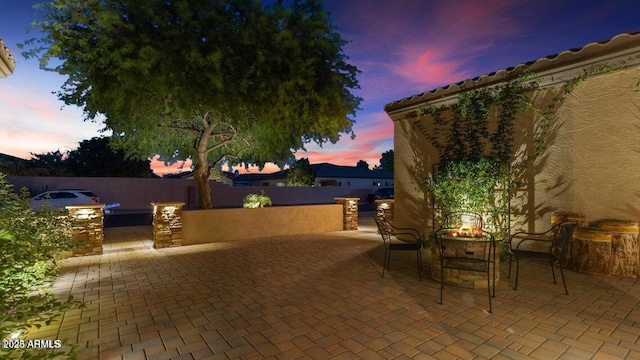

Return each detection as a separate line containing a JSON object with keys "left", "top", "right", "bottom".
{"left": 27, "top": 217, "right": 640, "bottom": 359}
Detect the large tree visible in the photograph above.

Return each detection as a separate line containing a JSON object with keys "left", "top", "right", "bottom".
{"left": 23, "top": 0, "right": 361, "bottom": 208}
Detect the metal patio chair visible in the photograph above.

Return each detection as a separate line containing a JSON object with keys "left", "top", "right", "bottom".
{"left": 507, "top": 220, "right": 578, "bottom": 294}
{"left": 374, "top": 214, "right": 423, "bottom": 280}
{"left": 435, "top": 211, "right": 496, "bottom": 313}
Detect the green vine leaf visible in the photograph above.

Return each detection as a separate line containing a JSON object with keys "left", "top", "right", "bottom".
{"left": 412, "top": 65, "right": 622, "bottom": 239}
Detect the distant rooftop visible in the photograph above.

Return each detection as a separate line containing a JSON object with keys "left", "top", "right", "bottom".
{"left": 234, "top": 162, "right": 393, "bottom": 181}
{"left": 163, "top": 162, "right": 393, "bottom": 181}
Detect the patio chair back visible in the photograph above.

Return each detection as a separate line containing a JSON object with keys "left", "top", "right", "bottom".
{"left": 441, "top": 211, "right": 484, "bottom": 230}
{"left": 508, "top": 220, "right": 578, "bottom": 294}
{"left": 374, "top": 215, "right": 423, "bottom": 280}
{"left": 435, "top": 225, "right": 496, "bottom": 313}
{"left": 551, "top": 221, "right": 577, "bottom": 259}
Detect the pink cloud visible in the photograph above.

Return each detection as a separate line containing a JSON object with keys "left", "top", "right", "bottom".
{"left": 391, "top": 48, "right": 470, "bottom": 89}
{"left": 149, "top": 156, "right": 193, "bottom": 176}
{"left": 0, "top": 84, "right": 104, "bottom": 159}
{"left": 352, "top": 112, "right": 394, "bottom": 145}
{"left": 290, "top": 112, "right": 394, "bottom": 168}
{"left": 333, "top": 0, "right": 526, "bottom": 94}
{"left": 433, "top": 0, "right": 521, "bottom": 42}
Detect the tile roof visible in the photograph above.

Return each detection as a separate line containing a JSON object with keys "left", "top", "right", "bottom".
{"left": 385, "top": 31, "right": 640, "bottom": 114}
{"left": 0, "top": 39, "right": 15, "bottom": 78}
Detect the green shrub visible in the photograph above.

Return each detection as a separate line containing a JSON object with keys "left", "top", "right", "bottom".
{"left": 0, "top": 173, "right": 82, "bottom": 359}
{"left": 242, "top": 191, "right": 272, "bottom": 208}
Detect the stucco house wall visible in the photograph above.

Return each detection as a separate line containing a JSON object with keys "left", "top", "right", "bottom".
{"left": 386, "top": 32, "right": 640, "bottom": 234}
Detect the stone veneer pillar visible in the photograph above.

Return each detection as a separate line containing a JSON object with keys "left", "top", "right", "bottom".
{"left": 152, "top": 202, "right": 185, "bottom": 248}
{"left": 598, "top": 220, "right": 639, "bottom": 278}
{"left": 375, "top": 199, "right": 394, "bottom": 224}
{"left": 573, "top": 228, "right": 613, "bottom": 275}
{"left": 334, "top": 197, "right": 359, "bottom": 230}
{"left": 66, "top": 204, "right": 105, "bottom": 256}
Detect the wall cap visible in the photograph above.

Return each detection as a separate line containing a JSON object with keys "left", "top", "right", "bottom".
{"left": 65, "top": 204, "right": 105, "bottom": 210}
{"left": 151, "top": 202, "right": 186, "bottom": 206}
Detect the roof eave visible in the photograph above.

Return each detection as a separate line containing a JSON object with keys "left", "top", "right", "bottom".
{"left": 385, "top": 31, "right": 640, "bottom": 120}
{"left": 0, "top": 40, "right": 16, "bottom": 78}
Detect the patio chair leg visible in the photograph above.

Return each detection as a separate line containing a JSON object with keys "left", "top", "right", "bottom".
{"left": 382, "top": 250, "right": 389, "bottom": 277}
{"left": 559, "top": 263, "right": 569, "bottom": 295}
{"left": 507, "top": 253, "right": 512, "bottom": 279}
{"left": 550, "top": 259, "right": 557, "bottom": 284}
{"left": 487, "top": 264, "right": 492, "bottom": 313}
{"left": 416, "top": 251, "right": 422, "bottom": 281}
{"left": 439, "top": 259, "right": 444, "bottom": 305}
{"left": 514, "top": 256, "right": 520, "bottom": 290}
{"left": 492, "top": 248, "right": 496, "bottom": 298}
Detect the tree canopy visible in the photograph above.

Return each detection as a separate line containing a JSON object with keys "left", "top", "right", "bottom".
{"left": 356, "top": 160, "right": 369, "bottom": 169}
{"left": 29, "top": 150, "right": 68, "bottom": 176}
{"left": 28, "top": 137, "right": 155, "bottom": 177}
{"left": 65, "top": 137, "right": 156, "bottom": 177}
{"left": 23, "top": 0, "right": 361, "bottom": 208}
{"left": 284, "top": 157, "right": 315, "bottom": 186}
{"left": 377, "top": 149, "right": 393, "bottom": 172}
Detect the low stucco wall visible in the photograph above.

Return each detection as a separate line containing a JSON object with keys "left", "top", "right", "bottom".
{"left": 182, "top": 204, "right": 344, "bottom": 244}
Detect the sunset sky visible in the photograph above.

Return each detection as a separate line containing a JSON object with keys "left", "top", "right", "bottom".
{"left": 1, "top": 0, "right": 639, "bottom": 175}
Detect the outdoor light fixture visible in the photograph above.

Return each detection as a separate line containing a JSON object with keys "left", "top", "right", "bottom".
{"left": 447, "top": 214, "right": 484, "bottom": 238}
{"left": 76, "top": 208, "right": 95, "bottom": 216}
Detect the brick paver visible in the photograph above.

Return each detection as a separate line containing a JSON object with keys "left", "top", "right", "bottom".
{"left": 24, "top": 217, "right": 640, "bottom": 359}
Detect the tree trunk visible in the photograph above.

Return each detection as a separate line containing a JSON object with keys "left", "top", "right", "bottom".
{"left": 193, "top": 157, "right": 213, "bottom": 209}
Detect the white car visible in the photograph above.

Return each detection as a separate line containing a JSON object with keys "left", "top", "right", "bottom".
{"left": 31, "top": 189, "right": 99, "bottom": 211}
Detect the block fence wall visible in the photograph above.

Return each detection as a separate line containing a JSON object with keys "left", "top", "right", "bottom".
{"left": 7, "top": 176, "right": 377, "bottom": 210}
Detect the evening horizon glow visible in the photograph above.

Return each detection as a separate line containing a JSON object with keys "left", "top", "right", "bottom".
{"left": 1, "top": 0, "right": 639, "bottom": 175}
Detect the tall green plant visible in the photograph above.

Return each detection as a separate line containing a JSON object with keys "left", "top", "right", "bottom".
{"left": 424, "top": 157, "right": 508, "bottom": 233}
{"left": 0, "top": 173, "right": 81, "bottom": 359}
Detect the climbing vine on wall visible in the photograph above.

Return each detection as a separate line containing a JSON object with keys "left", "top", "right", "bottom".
{"left": 418, "top": 71, "right": 538, "bottom": 165}
{"left": 413, "top": 65, "right": 616, "bottom": 237}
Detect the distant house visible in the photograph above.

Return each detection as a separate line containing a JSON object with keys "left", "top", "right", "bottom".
{"left": 232, "top": 162, "right": 394, "bottom": 187}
